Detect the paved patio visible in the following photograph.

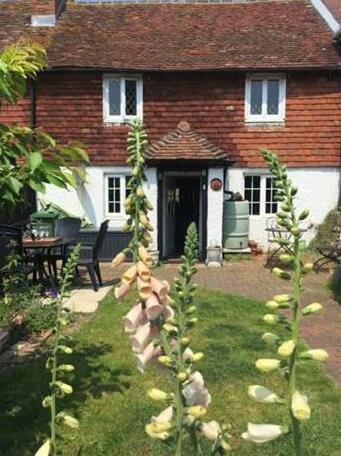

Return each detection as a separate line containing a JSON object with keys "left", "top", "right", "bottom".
{"left": 78, "top": 257, "right": 341, "bottom": 384}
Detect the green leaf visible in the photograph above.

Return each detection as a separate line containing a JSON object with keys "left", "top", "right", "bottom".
{"left": 8, "top": 177, "right": 23, "bottom": 195}
{"left": 28, "top": 152, "right": 43, "bottom": 172}
{"left": 29, "top": 179, "right": 46, "bottom": 193}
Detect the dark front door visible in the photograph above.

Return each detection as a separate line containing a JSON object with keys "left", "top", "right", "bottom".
{"left": 174, "top": 176, "right": 200, "bottom": 255}
{"left": 162, "top": 174, "right": 201, "bottom": 258}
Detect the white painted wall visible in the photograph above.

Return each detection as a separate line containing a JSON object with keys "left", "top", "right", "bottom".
{"left": 41, "top": 164, "right": 159, "bottom": 243}
{"left": 143, "top": 167, "right": 158, "bottom": 252}
{"left": 41, "top": 166, "right": 131, "bottom": 229}
{"left": 41, "top": 165, "right": 339, "bottom": 256}
{"left": 207, "top": 168, "right": 225, "bottom": 247}
{"left": 226, "top": 167, "right": 340, "bottom": 249}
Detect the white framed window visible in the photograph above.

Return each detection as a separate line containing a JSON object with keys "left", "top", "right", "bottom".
{"left": 105, "top": 175, "right": 131, "bottom": 216}
{"left": 103, "top": 74, "right": 143, "bottom": 123}
{"left": 244, "top": 175, "right": 277, "bottom": 216}
{"left": 245, "top": 74, "right": 286, "bottom": 123}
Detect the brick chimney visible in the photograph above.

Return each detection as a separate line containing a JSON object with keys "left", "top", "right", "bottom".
{"left": 31, "top": 0, "right": 67, "bottom": 27}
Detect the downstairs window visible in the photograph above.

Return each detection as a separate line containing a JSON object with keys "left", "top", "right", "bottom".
{"left": 244, "top": 175, "right": 277, "bottom": 216}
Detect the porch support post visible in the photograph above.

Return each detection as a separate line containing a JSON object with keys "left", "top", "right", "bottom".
{"left": 206, "top": 168, "right": 224, "bottom": 256}
{"left": 143, "top": 166, "right": 159, "bottom": 262}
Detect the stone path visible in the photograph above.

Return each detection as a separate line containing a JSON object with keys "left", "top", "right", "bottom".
{"left": 102, "top": 257, "right": 341, "bottom": 384}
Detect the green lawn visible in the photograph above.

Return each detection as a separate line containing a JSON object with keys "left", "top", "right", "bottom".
{"left": 0, "top": 288, "right": 340, "bottom": 455}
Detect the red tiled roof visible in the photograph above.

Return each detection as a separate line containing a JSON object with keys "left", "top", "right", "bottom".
{"left": 0, "top": 1, "right": 55, "bottom": 52}
{"left": 323, "top": 0, "right": 341, "bottom": 23}
{"left": 146, "top": 121, "right": 229, "bottom": 162}
{"left": 0, "top": 0, "right": 340, "bottom": 71}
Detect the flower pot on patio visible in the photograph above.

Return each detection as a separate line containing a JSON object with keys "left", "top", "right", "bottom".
{"left": 206, "top": 246, "right": 223, "bottom": 267}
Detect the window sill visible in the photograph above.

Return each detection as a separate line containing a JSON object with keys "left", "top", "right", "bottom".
{"left": 103, "top": 116, "right": 142, "bottom": 126}
{"left": 244, "top": 120, "right": 285, "bottom": 127}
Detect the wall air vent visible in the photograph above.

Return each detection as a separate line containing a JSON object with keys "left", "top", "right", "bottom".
{"left": 31, "top": 15, "right": 56, "bottom": 27}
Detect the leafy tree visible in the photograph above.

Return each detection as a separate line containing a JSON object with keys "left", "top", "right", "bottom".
{"left": 0, "top": 42, "right": 88, "bottom": 210}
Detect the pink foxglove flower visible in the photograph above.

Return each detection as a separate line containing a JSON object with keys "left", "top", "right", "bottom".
{"left": 150, "top": 277, "right": 168, "bottom": 301}
{"left": 130, "top": 322, "right": 152, "bottom": 353}
{"left": 182, "top": 371, "right": 211, "bottom": 407}
{"left": 145, "top": 294, "right": 164, "bottom": 320}
{"left": 122, "top": 303, "right": 145, "bottom": 333}
{"left": 114, "top": 281, "right": 131, "bottom": 303}
{"left": 122, "top": 264, "right": 137, "bottom": 284}
{"left": 137, "top": 277, "right": 152, "bottom": 300}
{"left": 136, "top": 342, "right": 155, "bottom": 373}
{"left": 137, "top": 261, "right": 151, "bottom": 282}
{"left": 162, "top": 305, "right": 175, "bottom": 321}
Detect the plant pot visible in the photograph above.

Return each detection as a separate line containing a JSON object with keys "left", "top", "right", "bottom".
{"left": 206, "top": 247, "right": 223, "bottom": 267}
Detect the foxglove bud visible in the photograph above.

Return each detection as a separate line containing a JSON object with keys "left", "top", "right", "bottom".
{"left": 256, "top": 359, "right": 281, "bottom": 373}
{"left": 302, "top": 303, "right": 322, "bottom": 315}
{"left": 278, "top": 340, "right": 295, "bottom": 357}
{"left": 300, "top": 349, "right": 329, "bottom": 362}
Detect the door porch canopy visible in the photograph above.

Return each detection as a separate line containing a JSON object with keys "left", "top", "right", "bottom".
{"left": 146, "top": 121, "right": 230, "bottom": 166}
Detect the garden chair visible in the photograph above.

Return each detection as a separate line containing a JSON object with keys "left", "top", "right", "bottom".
{"left": 47, "top": 217, "right": 81, "bottom": 276}
{"left": 265, "top": 217, "right": 291, "bottom": 267}
{"left": 314, "top": 225, "right": 341, "bottom": 272}
{"left": 76, "top": 219, "right": 109, "bottom": 292}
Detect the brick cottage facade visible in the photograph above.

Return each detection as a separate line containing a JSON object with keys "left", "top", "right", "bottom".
{"left": 0, "top": 0, "right": 341, "bottom": 259}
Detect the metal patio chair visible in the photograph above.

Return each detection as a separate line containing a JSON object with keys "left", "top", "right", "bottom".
{"left": 76, "top": 219, "right": 109, "bottom": 291}
{"left": 265, "top": 217, "right": 292, "bottom": 267}
{"left": 314, "top": 225, "right": 341, "bottom": 272}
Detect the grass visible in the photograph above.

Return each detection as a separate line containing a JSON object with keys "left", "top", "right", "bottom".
{"left": 0, "top": 288, "right": 340, "bottom": 455}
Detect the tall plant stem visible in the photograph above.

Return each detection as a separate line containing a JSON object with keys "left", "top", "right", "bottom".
{"left": 174, "top": 275, "right": 187, "bottom": 456}
{"left": 288, "top": 233, "right": 303, "bottom": 456}
{"left": 50, "top": 278, "right": 67, "bottom": 455}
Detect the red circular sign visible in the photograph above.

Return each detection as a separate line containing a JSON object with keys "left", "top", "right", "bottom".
{"left": 210, "top": 178, "right": 222, "bottom": 191}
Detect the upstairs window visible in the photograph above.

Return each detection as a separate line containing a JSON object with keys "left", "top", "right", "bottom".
{"left": 103, "top": 74, "right": 143, "bottom": 123}
{"left": 244, "top": 175, "right": 277, "bottom": 216}
{"left": 245, "top": 74, "right": 286, "bottom": 123}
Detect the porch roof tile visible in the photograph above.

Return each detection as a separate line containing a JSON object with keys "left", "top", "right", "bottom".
{"left": 146, "top": 121, "right": 229, "bottom": 162}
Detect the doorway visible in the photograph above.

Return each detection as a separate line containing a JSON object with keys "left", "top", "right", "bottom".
{"left": 162, "top": 173, "right": 202, "bottom": 258}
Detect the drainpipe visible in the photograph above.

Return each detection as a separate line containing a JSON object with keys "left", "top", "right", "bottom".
{"left": 30, "top": 81, "right": 37, "bottom": 130}
{"left": 30, "top": 81, "right": 38, "bottom": 213}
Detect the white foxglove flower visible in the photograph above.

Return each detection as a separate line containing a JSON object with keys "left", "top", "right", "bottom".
{"left": 35, "top": 440, "right": 51, "bottom": 456}
{"left": 200, "top": 420, "right": 221, "bottom": 440}
{"left": 183, "top": 347, "right": 194, "bottom": 361}
{"left": 255, "top": 359, "right": 281, "bottom": 373}
{"left": 278, "top": 340, "right": 295, "bottom": 357}
{"left": 145, "top": 421, "right": 171, "bottom": 440}
{"left": 291, "top": 391, "right": 311, "bottom": 421}
{"left": 186, "top": 405, "right": 207, "bottom": 419}
{"left": 248, "top": 385, "right": 284, "bottom": 404}
{"left": 182, "top": 371, "right": 211, "bottom": 407}
{"left": 242, "top": 423, "right": 285, "bottom": 443}
{"left": 152, "top": 406, "right": 173, "bottom": 423}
